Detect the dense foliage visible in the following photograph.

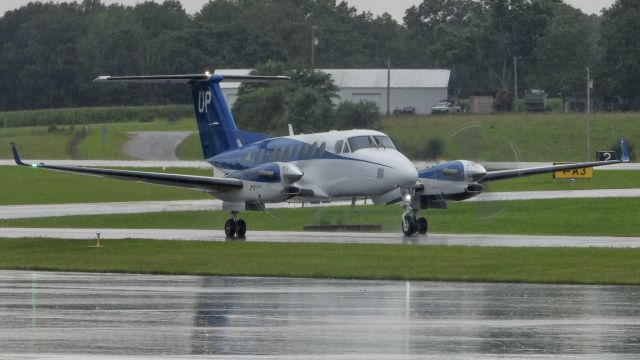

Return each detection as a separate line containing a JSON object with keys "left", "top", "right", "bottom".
{"left": 0, "top": 0, "right": 636, "bottom": 113}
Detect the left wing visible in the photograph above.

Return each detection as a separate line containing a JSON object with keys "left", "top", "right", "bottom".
{"left": 481, "top": 139, "right": 630, "bottom": 182}
{"left": 10, "top": 143, "right": 243, "bottom": 193}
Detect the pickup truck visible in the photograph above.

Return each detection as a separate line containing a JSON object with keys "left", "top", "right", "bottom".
{"left": 431, "top": 101, "right": 461, "bottom": 114}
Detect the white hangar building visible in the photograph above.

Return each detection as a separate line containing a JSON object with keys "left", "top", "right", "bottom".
{"left": 216, "top": 69, "right": 451, "bottom": 115}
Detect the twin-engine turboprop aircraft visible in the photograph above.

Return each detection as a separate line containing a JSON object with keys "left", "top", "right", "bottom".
{"left": 11, "top": 73, "right": 630, "bottom": 237}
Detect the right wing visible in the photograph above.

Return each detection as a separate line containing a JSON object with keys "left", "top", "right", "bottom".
{"left": 481, "top": 139, "right": 631, "bottom": 182}
{"left": 11, "top": 143, "right": 243, "bottom": 193}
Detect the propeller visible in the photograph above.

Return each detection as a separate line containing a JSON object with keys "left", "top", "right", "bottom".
{"left": 444, "top": 123, "right": 524, "bottom": 224}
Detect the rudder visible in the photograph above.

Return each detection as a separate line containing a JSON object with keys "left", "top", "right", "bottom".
{"left": 190, "top": 75, "right": 240, "bottom": 159}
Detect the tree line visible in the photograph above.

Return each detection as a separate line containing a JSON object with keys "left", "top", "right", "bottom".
{"left": 0, "top": 0, "right": 639, "bottom": 112}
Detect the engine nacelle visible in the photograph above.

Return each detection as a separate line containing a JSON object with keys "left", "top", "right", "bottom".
{"left": 220, "top": 162, "right": 306, "bottom": 204}
{"left": 466, "top": 183, "right": 484, "bottom": 194}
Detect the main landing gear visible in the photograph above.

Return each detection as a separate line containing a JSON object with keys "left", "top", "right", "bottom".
{"left": 225, "top": 211, "right": 247, "bottom": 239}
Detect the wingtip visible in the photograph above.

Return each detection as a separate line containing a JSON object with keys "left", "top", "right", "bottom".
{"left": 93, "top": 75, "right": 110, "bottom": 82}
{"left": 620, "top": 139, "right": 630, "bottom": 162}
{"left": 10, "top": 142, "right": 28, "bottom": 166}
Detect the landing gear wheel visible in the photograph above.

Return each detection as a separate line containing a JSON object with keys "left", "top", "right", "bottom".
{"left": 236, "top": 219, "right": 247, "bottom": 238}
{"left": 224, "top": 219, "right": 237, "bottom": 238}
{"left": 417, "top": 217, "right": 428, "bottom": 234}
{"left": 402, "top": 214, "right": 416, "bottom": 236}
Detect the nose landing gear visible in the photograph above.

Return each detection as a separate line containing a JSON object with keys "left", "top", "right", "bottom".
{"left": 401, "top": 192, "right": 428, "bottom": 236}
{"left": 401, "top": 210, "right": 428, "bottom": 236}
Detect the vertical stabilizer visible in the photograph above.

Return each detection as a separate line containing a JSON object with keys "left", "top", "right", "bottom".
{"left": 190, "top": 75, "right": 240, "bottom": 159}
{"left": 94, "top": 73, "right": 289, "bottom": 159}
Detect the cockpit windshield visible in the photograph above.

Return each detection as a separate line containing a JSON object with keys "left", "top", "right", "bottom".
{"left": 348, "top": 135, "right": 396, "bottom": 151}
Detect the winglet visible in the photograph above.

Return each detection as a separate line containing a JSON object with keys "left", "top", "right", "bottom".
{"left": 620, "top": 139, "right": 630, "bottom": 162}
{"left": 10, "top": 142, "right": 29, "bottom": 167}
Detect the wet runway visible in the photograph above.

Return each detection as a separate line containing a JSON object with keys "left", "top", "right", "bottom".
{"left": 2, "top": 227, "right": 640, "bottom": 248}
{"left": 2, "top": 270, "right": 640, "bottom": 358}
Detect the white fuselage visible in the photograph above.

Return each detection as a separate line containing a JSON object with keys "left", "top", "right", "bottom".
{"left": 210, "top": 129, "right": 418, "bottom": 205}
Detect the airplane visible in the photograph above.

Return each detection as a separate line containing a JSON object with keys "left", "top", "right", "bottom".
{"left": 10, "top": 72, "right": 630, "bottom": 237}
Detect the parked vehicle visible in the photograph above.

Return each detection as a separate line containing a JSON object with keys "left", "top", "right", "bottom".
{"left": 431, "top": 101, "right": 461, "bottom": 114}
{"left": 393, "top": 106, "right": 416, "bottom": 115}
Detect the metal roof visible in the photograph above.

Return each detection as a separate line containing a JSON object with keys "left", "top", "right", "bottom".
{"left": 215, "top": 69, "right": 450, "bottom": 89}
{"left": 325, "top": 69, "right": 450, "bottom": 88}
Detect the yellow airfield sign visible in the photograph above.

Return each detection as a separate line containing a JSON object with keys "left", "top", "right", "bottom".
{"left": 553, "top": 163, "right": 593, "bottom": 179}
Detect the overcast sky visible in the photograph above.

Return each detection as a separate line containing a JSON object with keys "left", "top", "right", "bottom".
{"left": 1, "top": 0, "right": 617, "bottom": 19}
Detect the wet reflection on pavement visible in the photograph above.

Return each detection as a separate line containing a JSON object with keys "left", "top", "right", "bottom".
{"left": 2, "top": 270, "right": 640, "bottom": 358}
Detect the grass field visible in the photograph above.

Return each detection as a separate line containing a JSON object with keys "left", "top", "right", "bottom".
{"left": 2, "top": 238, "right": 639, "bottom": 285}
{"left": 0, "top": 166, "right": 211, "bottom": 205}
{"left": 4, "top": 198, "right": 639, "bottom": 237}
{"left": 173, "top": 112, "right": 640, "bottom": 161}
{"left": 382, "top": 112, "right": 640, "bottom": 161}
{"left": 1, "top": 118, "right": 195, "bottom": 160}
{"left": 4, "top": 110, "right": 638, "bottom": 162}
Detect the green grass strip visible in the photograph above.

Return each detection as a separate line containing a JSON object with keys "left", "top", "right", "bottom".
{"left": 2, "top": 238, "right": 640, "bottom": 285}
{"left": 5, "top": 198, "right": 640, "bottom": 237}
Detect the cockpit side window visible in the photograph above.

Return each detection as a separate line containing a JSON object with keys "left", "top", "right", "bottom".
{"left": 373, "top": 136, "right": 396, "bottom": 149}
{"left": 342, "top": 141, "right": 351, "bottom": 153}
{"left": 334, "top": 140, "right": 344, "bottom": 154}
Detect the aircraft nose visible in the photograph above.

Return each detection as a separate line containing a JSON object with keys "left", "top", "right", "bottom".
{"left": 396, "top": 155, "right": 418, "bottom": 188}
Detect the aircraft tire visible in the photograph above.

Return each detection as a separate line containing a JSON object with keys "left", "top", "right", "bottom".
{"left": 224, "top": 219, "right": 237, "bottom": 238}
{"left": 402, "top": 214, "right": 416, "bottom": 236}
{"left": 417, "top": 217, "right": 428, "bottom": 234}
{"left": 236, "top": 219, "right": 247, "bottom": 238}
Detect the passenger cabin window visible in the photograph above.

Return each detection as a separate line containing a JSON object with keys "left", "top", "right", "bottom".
{"left": 294, "top": 144, "right": 303, "bottom": 159}
{"left": 334, "top": 140, "right": 344, "bottom": 154}
{"left": 256, "top": 148, "right": 266, "bottom": 162}
{"left": 244, "top": 149, "right": 253, "bottom": 161}
{"left": 285, "top": 145, "right": 293, "bottom": 159}
{"left": 317, "top": 142, "right": 326, "bottom": 157}
{"left": 300, "top": 143, "right": 310, "bottom": 158}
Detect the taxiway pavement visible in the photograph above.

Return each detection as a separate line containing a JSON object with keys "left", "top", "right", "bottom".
{"left": 122, "top": 131, "right": 193, "bottom": 161}
{"left": 1, "top": 189, "right": 639, "bottom": 219}
{"left": 2, "top": 227, "right": 640, "bottom": 248}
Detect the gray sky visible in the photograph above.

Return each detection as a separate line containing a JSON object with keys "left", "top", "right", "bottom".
{"left": 1, "top": 0, "right": 617, "bottom": 19}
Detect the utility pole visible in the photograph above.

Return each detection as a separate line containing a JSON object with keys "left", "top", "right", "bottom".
{"left": 311, "top": 26, "right": 318, "bottom": 70}
{"left": 386, "top": 56, "right": 391, "bottom": 116}
{"left": 586, "top": 67, "right": 591, "bottom": 116}
{"left": 586, "top": 67, "right": 593, "bottom": 161}
{"left": 513, "top": 56, "right": 519, "bottom": 100}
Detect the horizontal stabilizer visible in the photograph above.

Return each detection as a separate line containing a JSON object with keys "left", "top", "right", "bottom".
{"left": 94, "top": 73, "right": 290, "bottom": 84}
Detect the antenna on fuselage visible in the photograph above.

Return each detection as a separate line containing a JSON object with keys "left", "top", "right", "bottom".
{"left": 288, "top": 124, "right": 295, "bottom": 136}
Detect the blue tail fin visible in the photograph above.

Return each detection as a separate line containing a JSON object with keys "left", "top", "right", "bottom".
{"left": 190, "top": 76, "right": 240, "bottom": 159}
{"left": 94, "top": 73, "right": 290, "bottom": 159}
